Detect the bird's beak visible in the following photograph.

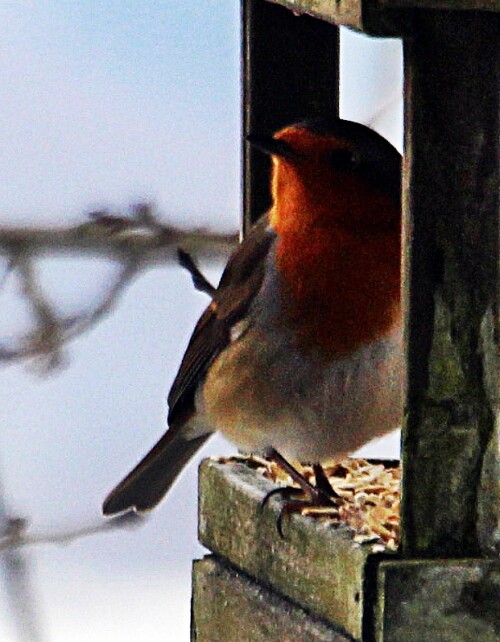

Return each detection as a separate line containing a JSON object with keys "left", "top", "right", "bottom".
{"left": 246, "top": 134, "right": 299, "bottom": 160}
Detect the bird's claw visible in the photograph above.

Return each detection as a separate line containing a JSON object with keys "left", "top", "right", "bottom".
{"left": 261, "top": 448, "right": 340, "bottom": 538}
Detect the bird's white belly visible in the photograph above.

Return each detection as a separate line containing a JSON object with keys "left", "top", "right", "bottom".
{"left": 200, "top": 321, "right": 404, "bottom": 463}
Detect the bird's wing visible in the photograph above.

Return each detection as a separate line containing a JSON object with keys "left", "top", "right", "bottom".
{"left": 167, "top": 214, "right": 275, "bottom": 427}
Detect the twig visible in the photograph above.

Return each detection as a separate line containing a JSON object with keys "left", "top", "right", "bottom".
{"left": 0, "top": 204, "right": 238, "bottom": 367}
{"left": 0, "top": 512, "right": 146, "bottom": 552}
{"left": 16, "top": 255, "right": 65, "bottom": 369}
{"left": 0, "top": 214, "right": 237, "bottom": 264}
{"left": 61, "top": 260, "right": 142, "bottom": 340}
{"left": 0, "top": 465, "right": 46, "bottom": 642}
{"left": 366, "top": 90, "right": 402, "bottom": 129}
{"left": 177, "top": 248, "right": 216, "bottom": 296}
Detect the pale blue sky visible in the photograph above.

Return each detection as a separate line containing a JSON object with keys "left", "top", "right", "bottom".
{"left": 0, "top": 2, "right": 240, "bottom": 226}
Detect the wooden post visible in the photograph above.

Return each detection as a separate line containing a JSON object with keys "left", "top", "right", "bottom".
{"left": 401, "top": 10, "right": 500, "bottom": 558}
{"left": 242, "top": 0, "right": 339, "bottom": 230}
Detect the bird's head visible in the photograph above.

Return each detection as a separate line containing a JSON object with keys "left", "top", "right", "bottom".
{"left": 248, "top": 118, "right": 402, "bottom": 355}
{"left": 248, "top": 118, "right": 401, "bottom": 235}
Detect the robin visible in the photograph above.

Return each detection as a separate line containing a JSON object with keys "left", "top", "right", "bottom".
{"left": 103, "top": 117, "right": 403, "bottom": 516}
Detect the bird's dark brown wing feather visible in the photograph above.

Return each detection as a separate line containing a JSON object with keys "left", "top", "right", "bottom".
{"left": 103, "top": 215, "right": 276, "bottom": 515}
{"left": 167, "top": 214, "right": 275, "bottom": 427}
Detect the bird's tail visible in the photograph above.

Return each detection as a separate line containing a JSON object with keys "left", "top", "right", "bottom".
{"left": 102, "top": 425, "right": 212, "bottom": 516}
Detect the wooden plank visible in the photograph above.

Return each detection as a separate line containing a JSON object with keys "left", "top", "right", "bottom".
{"left": 192, "top": 556, "right": 354, "bottom": 642}
{"left": 375, "top": 559, "right": 500, "bottom": 641}
{"left": 382, "top": 0, "right": 500, "bottom": 10}
{"left": 266, "top": 0, "right": 410, "bottom": 35}
{"left": 242, "top": 0, "right": 338, "bottom": 230}
{"left": 267, "top": 0, "right": 365, "bottom": 29}
{"left": 401, "top": 10, "right": 500, "bottom": 558}
{"left": 197, "top": 458, "right": 385, "bottom": 640}
{"left": 269, "top": 0, "right": 500, "bottom": 32}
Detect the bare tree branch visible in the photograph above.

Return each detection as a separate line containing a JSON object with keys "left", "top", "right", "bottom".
{"left": 0, "top": 440, "right": 146, "bottom": 639}
{"left": 0, "top": 206, "right": 237, "bottom": 264}
{"left": 2, "top": 259, "right": 143, "bottom": 370}
{"left": 0, "top": 467, "right": 46, "bottom": 642}
{"left": 62, "top": 259, "right": 142, "bottom": 340}
{"left": 0, "top": 512, "right": 146, "bottom": 552}
{"left": 0, "top": 204, "right": 239, "bottom": 368}
{"left": 177, "top": 248, "right": 216, "bottom": 296}
{"left": 16, "top": 255, "right": 66, "bottom": 369}
{"left": 367, "top": 89, "right": 402, "bottom": 130}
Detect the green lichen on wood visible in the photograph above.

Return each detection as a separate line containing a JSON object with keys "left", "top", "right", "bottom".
{"left": 403, "top": 288, "right": 499, "bottom": 556}
{"left": 401, "top": 10, "right": 499, "bottom": 558}
{"left": 192, "top": 556, "right": 353, "bottom": 642}
{"left": 198, "top": 459, "right": 378, "bottom": 640}
{"left": 427, "top": 293, "right": 466, "bottom": 399}
{"left": 375, "top": 559, "right": 500, "bottom": 642}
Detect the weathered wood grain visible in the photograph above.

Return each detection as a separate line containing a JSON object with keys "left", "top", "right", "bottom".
{"left": 401, "top": 10, "right": 500, "bottom": 558}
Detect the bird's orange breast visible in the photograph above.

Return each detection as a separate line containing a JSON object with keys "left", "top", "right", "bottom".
{"left": 273, "top": 202, "right": 401, "bottom": 357}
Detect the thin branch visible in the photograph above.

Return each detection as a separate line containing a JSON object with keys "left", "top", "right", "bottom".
{"left": 0, "top": 212, "right": 237, "bottom": 264}
{"left": 62, "top": 259, "right": 142, "bottom": 340}
{"left": 177, "top": 248, "right": 216, "bottom": 296}
{"left": 0, "top": 466, "right": 46, "bottom": 642}
{"left": 366, "top": 90, "right": 402, "bottom": 129}
{"left": 0, "top": 512, "right": 146, "bottom": 552}
{"left": 16, "top": 255, "right": 65, "bottom": 369}
{"left": 0, "top": 257, "right": 14, "bottom": 288}
{"left": 0, "top": 260, "right": 143, "bottom": 369}
{"left": 0, "top": 204, "right": 238, "bottom": 367}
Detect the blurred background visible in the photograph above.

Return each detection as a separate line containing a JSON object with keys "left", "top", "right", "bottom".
{"left": 0, "top": 2, "right": 402, "bottom": 640}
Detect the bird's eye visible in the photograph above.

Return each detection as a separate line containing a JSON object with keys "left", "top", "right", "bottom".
{"left": 329, "top": 149, "right": 359, "bottom": 172}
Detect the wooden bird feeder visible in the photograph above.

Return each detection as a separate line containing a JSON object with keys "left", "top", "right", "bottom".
{"left": 192, "top": 1, "right": 500, "bottom": 640}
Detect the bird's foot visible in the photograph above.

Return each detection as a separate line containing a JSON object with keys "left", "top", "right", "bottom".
{"left": 261, "top": 447, "right": 340, "bottom": 537}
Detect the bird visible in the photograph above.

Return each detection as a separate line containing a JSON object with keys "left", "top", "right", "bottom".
{"left": 103, "top": 117, "right": 403, "bottom": 516}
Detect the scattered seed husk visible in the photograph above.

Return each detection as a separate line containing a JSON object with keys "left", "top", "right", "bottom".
{"left": 221, "top": 455, "right": 401, "bottom": 551}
